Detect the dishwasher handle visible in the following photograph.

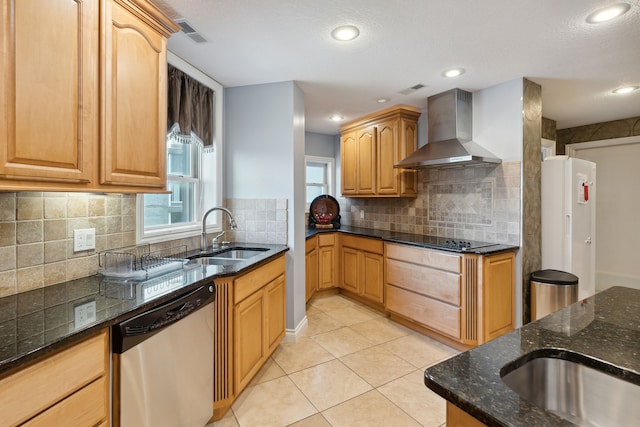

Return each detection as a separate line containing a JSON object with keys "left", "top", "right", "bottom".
{"left": 113, "top": 282, "right": 215, "bottom": 353}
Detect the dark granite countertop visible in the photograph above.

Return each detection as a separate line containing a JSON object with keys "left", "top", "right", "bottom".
{"left": 307, "top": 225, "right": 518, "bottom": 255}
{"left": 424, "top": 286, "right": 640, "bottom": 426}
{"left": 0, "top": 243, "right": 288, "bottom": 375}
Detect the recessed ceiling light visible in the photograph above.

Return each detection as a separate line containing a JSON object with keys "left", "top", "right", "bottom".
{"left": 376, "top": 98, "right": 390, "bottom": 104}
{"left": 329, "top": 114, "right": 344, "bottom": 122}
{"left": 443, "top": 68, "right": 465, "bottom": 78}
{"left": 586, "top": 2, "right": 631, "bottom": 23}
{"left": 612, "top": 85, "right": 639, "bottom": 94}
{"left": 331, "top": 25, "right": 360, "bottom": 41}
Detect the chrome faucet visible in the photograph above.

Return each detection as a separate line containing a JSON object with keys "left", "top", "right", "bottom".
{"left": 201, "top": 207, "right": 238, "bottom": 251}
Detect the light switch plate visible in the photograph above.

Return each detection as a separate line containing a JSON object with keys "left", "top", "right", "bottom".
{"left": 73, "top": 228, "right": 96, "bottom": 252}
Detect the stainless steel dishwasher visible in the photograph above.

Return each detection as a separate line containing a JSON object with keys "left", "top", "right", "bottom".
{"left": 112, "top": 282, "right": 216, "bottom": 427}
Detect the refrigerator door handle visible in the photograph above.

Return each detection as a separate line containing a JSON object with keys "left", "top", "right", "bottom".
{"left": 565, "top": 214, "right": 571, "bottom": 237}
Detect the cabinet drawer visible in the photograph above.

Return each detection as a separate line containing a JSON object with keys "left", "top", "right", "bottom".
{"left": 385, "top": 243, "right": 461, "bottom": 273}
{"left": 317, "top": 233, "right": 336, "bottom": 247}
{"left": 23, "top": 377, "right": 108, "bottom": 427}
{"left": 234, "top": 256, "right": 286, "bottom": 303}
{"left": 342, "top": 235, "right": 383, "bottom": 254}
{"left": 386, "top": 285, "right": 461, "bottom": 339}
{"left": 386, "top": 258, "right": 461, "bottom": 306}
{"left": 0, "top": 330, "right": 108, "bottom": 427}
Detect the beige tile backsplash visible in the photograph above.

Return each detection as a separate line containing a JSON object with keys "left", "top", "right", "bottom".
{"left": 0, "top": 192, "right": 137, "bottom": 298}
{"left": 339, "top": 161, "right": 521, "bottom": 244}
{"left": 0, "top": 193, "right": 289, "bottom": 298}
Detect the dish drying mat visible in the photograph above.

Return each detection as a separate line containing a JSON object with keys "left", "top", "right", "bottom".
{"left": 98, "top": 244, "right": 188, "bottom": 279}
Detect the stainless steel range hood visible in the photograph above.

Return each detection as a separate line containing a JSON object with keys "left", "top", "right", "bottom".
{"left": 395, "top": 88, "right": 501, "bottom": 169}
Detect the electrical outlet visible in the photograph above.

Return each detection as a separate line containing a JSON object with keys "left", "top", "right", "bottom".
{"left": 73, "top": 228, "right": 96, "bottom": 252}
{"left": 360, "top": 210, "right": 365, "bottom": 219}
{"left": 74, "top": 300, "right": 96, "bottom": 327}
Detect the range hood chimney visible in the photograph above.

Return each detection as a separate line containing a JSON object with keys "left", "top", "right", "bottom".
{"left": 394, "top": 88, "right": 501, "bottom": 169}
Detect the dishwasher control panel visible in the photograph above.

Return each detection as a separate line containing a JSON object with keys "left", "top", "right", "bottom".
{"left": 113, "top": 282, "right": 215, "bottom": 353}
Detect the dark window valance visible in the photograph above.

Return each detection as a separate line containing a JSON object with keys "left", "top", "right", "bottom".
{"left": 167, "top": 64, "right": 214, "bottom": 150}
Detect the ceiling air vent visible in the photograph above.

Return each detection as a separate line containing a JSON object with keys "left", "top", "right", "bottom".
{"left": 398, "top": 83, "right": 426, "bottom": 95}
{"left": 175, "top": 20, "right": 207, "bottom": 43}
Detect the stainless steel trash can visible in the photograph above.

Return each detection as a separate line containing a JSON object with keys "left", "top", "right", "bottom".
{"left": 530, "top": 269, "right": 578, "bottom": 321}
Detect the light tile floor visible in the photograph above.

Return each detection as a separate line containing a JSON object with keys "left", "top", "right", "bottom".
{"left": 209, "top": 294, "right": 459, "bottom": 427}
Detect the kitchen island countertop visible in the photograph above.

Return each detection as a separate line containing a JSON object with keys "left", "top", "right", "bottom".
{"left": 424, "top": 286, "right": 640, "bottom": 426}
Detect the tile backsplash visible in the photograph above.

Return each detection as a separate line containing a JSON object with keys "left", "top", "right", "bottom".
{"left": 339, "top": 161, "right": 521, "bottom": 244}
{"left": 0, "top": 192, "right": 137, "bottom": 297}
{"left": 0, "top": 194, "right": 288, "bottom": 298}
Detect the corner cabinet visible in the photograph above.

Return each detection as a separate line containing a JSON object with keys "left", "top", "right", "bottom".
{"left": 340, "top": 106, "right": 420, "bottom": 198}
{"left": 0, "top": 0, "right": 178, "bottom": 193}
{"left": 340, "top": 235, "right": 384, "bottom": 308}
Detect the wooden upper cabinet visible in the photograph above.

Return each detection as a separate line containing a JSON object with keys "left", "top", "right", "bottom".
{"left": 356, "top": 126, "right": 376, "bottom": 195}
{"left": 0, "top": 0, "right": 98, "bottom": 186}
{"left": 0, "top": 0, "right": 178, "bottom": 192}
{"left": 340, "top": 127, "right": 376, "bottom": 196}
{"left": 340, "top": 105, "right": 420, "bottom": 198}
{"left": 376, "top": 119, "right": 398, "bottom": 195}
{"left": 341, "top": 131, "right": 357, "bottom": 195}
{"left": 101, "top": 0, "right": 173, "bottom": 188}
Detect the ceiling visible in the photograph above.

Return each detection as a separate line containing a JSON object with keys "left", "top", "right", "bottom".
{"left": 156, "top": 0, "right": 640, "bottom": 135}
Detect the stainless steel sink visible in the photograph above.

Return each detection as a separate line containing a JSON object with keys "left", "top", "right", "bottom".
{"left": 211, "top": 247, "right": 268, "bottom": 259}
{"left": 189, "top": 257, "right": 244, "bottom": 266}
{"left": 501, "top": 351, "right": 640, "bottom": 426}
{"left": 188, "top": 247, "right": 269, "bottom": 265}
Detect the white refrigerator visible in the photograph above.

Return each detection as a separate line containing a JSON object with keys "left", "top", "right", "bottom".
{"left": 541, "top": 155, "right": 596, "bottom": 300}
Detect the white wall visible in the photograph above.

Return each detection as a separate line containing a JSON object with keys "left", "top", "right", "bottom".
{"left": 224, "top": 81, "right": 306, "bottom": 331}
{"left": 473, "top": 78, "right": 524, "bottom": 162}
{"left": 305, "top": 132, "right": 337, "bottom": 158}
{"left": 570, "top": 136, "right": 640, "bottom": 291}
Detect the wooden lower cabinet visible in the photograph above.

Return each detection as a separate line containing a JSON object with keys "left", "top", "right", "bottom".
{"left": 305, "top": 236, "right": 318, "bottom": 302}
{"left": 213, "top": 255, "right": 286, "bottom": 421}
{"left": 340, "top": 235, "right": 384, "bottom": 307}
{"left": 317, "top": 233, "right": 339, "bottom": 290}
{"left": 446, "top": 402, "right": 487, "bottom": 427}
{"left": 480, "top": 251, "right": 516, "bottom": 342}
{"left": 0, "top": 330, "right": 110, "bottom": 427}
{"left": 385, "top": 243, "right": 516, "bottom": 348}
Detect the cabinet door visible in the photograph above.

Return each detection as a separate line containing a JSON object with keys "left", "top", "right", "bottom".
{"left": 318, "top": 245, "right": 337, "bottom": 289}
{"left": 341, "top": 247, "right": 360, "bottom": 294}
{"left": 265, "top": 275, "right": 286, "bottom": 354}
{"left": 101, "top": 0, "right": 168, "bottom": 188}
{"left": 234, "top": 290, "right": 265, "bottom": 392}
{"left": 306, "top": 245, "right": 318, "bottom": 302}
{"left": 0, "top": 0, "right": 97, "bottom": 184}
{"left": 376, "top": 119, "right": 399, "bottom": 195}
{"left": 399, "top": 118, "right": 418, "bottom": 196}
{"left": 356, "top": 127, "right": 376, "bottom": 195}
{"left": 361, "top": 252, "right": 384, "bottom": 304}
{"left": 341, "top": 131, "right": 358, "bottom": 195}
{"left": 481, "top": 251, "right": 515, "bottom": 342}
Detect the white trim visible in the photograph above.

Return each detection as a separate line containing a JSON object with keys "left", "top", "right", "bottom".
{"left": 284, "top": 315, "right": 308, "bottom": 342}
{"left": 304, "top": 155, "right": 335, "bottom": 212}
{"left": 566, "top": 135, "right": 640, "bottom": 156}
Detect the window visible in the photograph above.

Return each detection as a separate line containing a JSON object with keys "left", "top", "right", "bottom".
{"left": 137, "top": 52, "right": 223, "bottom": 244}
{"left": 305, "top": 156, "right": 334, "bottom": 211}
